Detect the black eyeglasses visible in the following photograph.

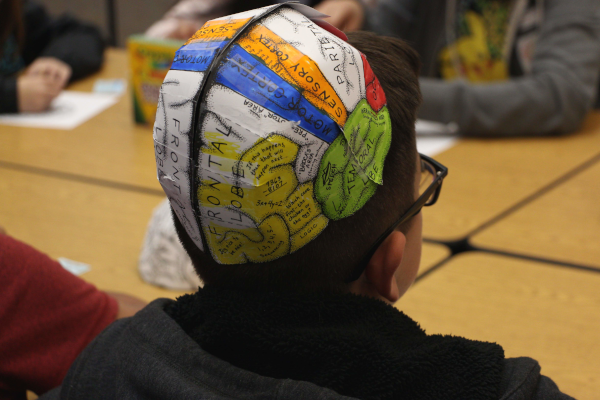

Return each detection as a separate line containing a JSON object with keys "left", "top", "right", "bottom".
{"left": 347, "top": 153, "right": 448, "bottom": 282}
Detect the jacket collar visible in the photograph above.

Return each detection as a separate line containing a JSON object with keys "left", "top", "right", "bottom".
{"left": 166, "top": 286, "right": 505, "bottom": 400}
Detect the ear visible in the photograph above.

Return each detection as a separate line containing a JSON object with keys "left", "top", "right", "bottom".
{"left": 365, "top": 231, "right": 406, "bottom": 303}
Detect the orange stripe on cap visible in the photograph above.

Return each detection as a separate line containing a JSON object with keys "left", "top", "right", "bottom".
{"left": 185, "top": 18, "right": 252, "bottom": 44}
{"left": 237, "top": 25, "right": 347, "bottom": 126}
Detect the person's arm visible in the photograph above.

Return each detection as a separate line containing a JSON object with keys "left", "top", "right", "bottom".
{"left": 500, "top": 358, "right": 575, "bottom": 399}
{"left": 313, "top": 0, "right": 365, "bottom": 32}
{"left": 1, "top": 72, "right": 66, "bottom": 114}
{"left": 21, "top": 1, "right": 104, "bottom": 82}
{"left": 361, "top": 0, "right": 418, "bottom": 41}
{"left": 0, "top": 233, "right": 145, "bottom": 398}
{"left": 146, "top": 0, "right": 236, "bottom": 40}
{"left": 0, "top": 77, "right": 18, "bottom": 114}
{"left": 419, "top": 0, "right": 600, "bottom": 136}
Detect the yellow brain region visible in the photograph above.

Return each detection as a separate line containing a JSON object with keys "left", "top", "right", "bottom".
{"left": 198, "top": 134, "right": 329, "bottom": 264}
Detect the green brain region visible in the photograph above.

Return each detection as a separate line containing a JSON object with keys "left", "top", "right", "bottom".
{"left": 315, "top": 99, "right": 392, "bottom": 220}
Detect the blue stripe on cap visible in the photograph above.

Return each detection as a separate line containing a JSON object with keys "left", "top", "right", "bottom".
{"left": 215, "top": 45, "right": 341, "bottom": 143}
{"left": 171, "top": 41, "right": 227, "bottom": 72}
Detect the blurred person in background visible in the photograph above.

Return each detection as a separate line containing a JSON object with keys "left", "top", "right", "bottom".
{"left": 146, "top": 0, "right": 364, "bottom": 40}
{"left": 145, "top": 0, "right": 237, "bottom": 40}
{"left": 0, "top": 0, "right": 104, "bottom": 114}
{"left": 311, "top": 0, "right": 600, "bottom": 136}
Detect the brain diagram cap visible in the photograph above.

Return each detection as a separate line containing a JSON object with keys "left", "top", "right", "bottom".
{"left": 154, "top": 2, "right": 392, "bottom": 265}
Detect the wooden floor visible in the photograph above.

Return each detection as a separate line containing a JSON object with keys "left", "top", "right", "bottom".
{"left": 2, "top": 49, "right": 599, "bottom": 399}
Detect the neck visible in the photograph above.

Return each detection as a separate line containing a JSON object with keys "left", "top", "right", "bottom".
{"left": 348, "top": 275, "right": 393, "bottom": 304}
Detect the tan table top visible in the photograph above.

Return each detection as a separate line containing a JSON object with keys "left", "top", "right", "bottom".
{"left": 418, "top": 242, "right": 449, "bottom": 277}
{"left": 422, "top": 112, "right": 600, "bottom": 241}
{"left": 0, "top": 167, "right": 182, "bottom": 302}
{"left": 0, "top": 159, "right": 450, "bottom": 304}
{"left": 0, "top": 49, "right": 160, "bottom": 192}
{"left": 471, "top": 156, "right": 600, "bottom": 268}
{"left": 0, "top": 163, "right": 448, "bottom": 299}
{"left": 0, "top": 48, "right": 451, "bottom": 302}
{"left": 397, "top": 252, "right": 600, "bottom": 399}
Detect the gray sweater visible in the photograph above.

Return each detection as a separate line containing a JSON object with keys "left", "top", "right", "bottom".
{"left": 366, "top": 0, "right": 600, "bottom": 136}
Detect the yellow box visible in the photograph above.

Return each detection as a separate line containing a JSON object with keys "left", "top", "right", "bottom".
{"left": 127, "top": 35, "right": 184, "bottom": 124}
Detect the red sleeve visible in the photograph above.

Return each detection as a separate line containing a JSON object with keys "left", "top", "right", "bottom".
{"left": 0, "top": 234, "right": 118, "bottom": 398}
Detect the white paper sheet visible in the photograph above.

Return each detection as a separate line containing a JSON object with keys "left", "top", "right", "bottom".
{"left": 93, "top": 78, "right": 126, "bottom": 95}
{"left": 58, "top": 257, "right": 91, "bottom": 276}
{"left": 415, "top": 119, "right": 459, "bottom": 156}
{"left": 417, "top": 136, "right": 458, "bottom": 157}
{"left": 416, "top": 119, "right": 459, "bottom": 136}
{"left": 0, "top": 91, "right": 118, "bottom": 130}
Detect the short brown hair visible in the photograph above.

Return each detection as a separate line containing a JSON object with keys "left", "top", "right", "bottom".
{"left": 174, "top": 31, "right": 421, "bottom": 293}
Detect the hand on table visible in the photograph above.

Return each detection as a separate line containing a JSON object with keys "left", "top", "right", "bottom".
{"left": 315, "top": 0, "right": 365, "bottom": 32}
{"left": 17, "top": 75, "right": 61, "bottom": 112}
{"left": 26, "top": 57, "right": 72, "bottom": 88}
{"left": 17, "top": 58, "right": 72, "bottom": 113}
{"left": 170, "top": 19, "right": 203, "bottom": 40}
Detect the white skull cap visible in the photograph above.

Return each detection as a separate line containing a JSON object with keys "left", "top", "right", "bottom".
{"left": 153, "top": 2, "right": 392, "bottom": 265}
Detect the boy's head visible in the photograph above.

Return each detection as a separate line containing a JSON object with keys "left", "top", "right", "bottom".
{"left": 154, "top": 5, "right": 422, "bottom": 298}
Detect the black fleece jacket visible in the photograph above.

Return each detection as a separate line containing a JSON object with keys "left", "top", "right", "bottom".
{"left": 0, "top": 1, "right": 104, "bottom": 113}
{"left": 42, "top": 288, "right": 575, "bottom": 399}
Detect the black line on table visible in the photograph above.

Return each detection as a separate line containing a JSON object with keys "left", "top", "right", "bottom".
{"left": 405, "top": 151, "right": 600, "bottom": 284}
{"left": 416, "top": 151, "right": 600, "bottom": 282}
{"left": 476, "top": 246, "right": 600, "bottom": 274}
{"left": 414, "top": 254, "right": 453, "bottom": 284}
{"left": 0, "top": 160, "right": 164, "bottom": 197}
{"left": 422, "top": 237, "right": 600, "bottom": 275}
{"left": 466, "top": 151, "right": 600, "bottom": 238}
